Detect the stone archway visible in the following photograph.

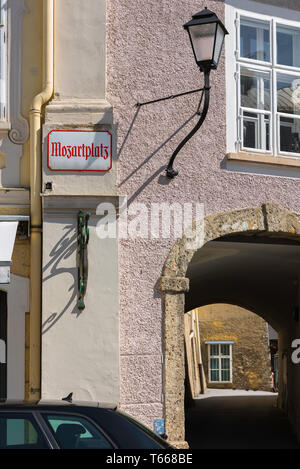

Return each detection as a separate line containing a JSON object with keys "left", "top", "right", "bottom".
{"left": 159, "top": 203, "right": 300, "bottom": 448}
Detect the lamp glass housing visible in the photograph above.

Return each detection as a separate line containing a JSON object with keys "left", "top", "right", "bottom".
{"left": 214, "top": 24, "right": 226, "bottom": 65}
{"left": 187, "top": 22, "right": 226, "bottom": 70}
{"left": 184, "top": 9, "right": 228, "bottom": 71}
{"left": 189, "top": 23, "right": 216, "bottom": 63}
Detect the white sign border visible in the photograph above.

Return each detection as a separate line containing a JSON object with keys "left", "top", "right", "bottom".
{"left": 47, "top": 129, "right": 113, "bottom": 172}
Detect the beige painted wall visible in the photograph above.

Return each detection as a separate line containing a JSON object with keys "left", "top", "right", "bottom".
{"left": 2, "top": 274, "right": 29, "bottom": 400}
{"left": 54, "top": 0, "right": 106, "bottom": 101}
{"left": 0, "top": 0, "right": 38, "bottom": 188}
{"left": 21, "top": 0, "right": 43, "bottom": 187}
{"left": 41, "top": 197, "right": 119, "bottom": 402}
{"left": 41, "top": 0, "right": 120, "bottom": 404}
{"left": 184, "top": 309, "right": 206, "bottom": 399}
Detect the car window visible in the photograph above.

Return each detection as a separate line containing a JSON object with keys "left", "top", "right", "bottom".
{"left": 0, "top": 413, "right": 49, "bottom": 449}
{"left": 92, "top": 409, "right": 171, "bottom": 449}
{"left": 44, "top": 414, "right": 113, "bottom": 449}
{"left": 116, "top": 411, "right": 171, "bottom": 449}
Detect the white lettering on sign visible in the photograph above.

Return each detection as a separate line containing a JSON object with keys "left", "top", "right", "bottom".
{"left": 47, "top": 130, "right": 112, "bottom": 172}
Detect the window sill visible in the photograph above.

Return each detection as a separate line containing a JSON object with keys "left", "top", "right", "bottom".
{"left": 209, "top": 382, "right": 232, "bottom": 385}
{"left": 227, "top": 152, "right": 300, "bottom": 168}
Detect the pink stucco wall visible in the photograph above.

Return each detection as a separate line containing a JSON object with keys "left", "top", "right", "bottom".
{"left": 107, "top": 0, "right": 300, "bottom": 428}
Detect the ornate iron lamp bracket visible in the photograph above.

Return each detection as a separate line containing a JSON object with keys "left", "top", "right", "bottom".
{"left": 77, "top": 211, "right": 90, "bottom": 311}
{"left": 134, "top": 72, "right": 211, "bottom": 180}
{"left": 166, "top": 69, "right": 211, "bottom": 178}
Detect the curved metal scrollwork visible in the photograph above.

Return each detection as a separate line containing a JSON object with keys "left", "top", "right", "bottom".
{"left": 77, "top": 211, "right": 90, "bottom": 311}
{"left": 166, "top": 69, "right": 211, "bottom": 178}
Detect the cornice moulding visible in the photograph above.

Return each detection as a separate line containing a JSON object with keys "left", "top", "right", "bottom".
{"left": 46, "top": 99, "right": 113, "bottom": 114}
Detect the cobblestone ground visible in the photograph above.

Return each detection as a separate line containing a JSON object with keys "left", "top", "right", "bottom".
{"left": 185, "top": 391, "right": 300, "bottom": 449}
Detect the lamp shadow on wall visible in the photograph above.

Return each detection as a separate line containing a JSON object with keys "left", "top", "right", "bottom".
{"left": 42, "top": 224, "right": 78, "bottom": 334}
{"left": 118, "top": 106, "right": 199, "bottom": 205}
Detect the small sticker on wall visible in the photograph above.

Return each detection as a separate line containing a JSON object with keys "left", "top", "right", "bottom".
{"left": 154, "top": 418, "right": 165, "bottom": 435}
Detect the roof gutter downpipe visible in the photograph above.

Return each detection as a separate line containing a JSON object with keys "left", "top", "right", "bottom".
{"left": 27, "top": 0, "right": 54, "bottom": 399}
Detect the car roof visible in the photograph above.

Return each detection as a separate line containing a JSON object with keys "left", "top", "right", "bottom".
{"left": 0, "top": 399, "right": 118, "bottom": 410}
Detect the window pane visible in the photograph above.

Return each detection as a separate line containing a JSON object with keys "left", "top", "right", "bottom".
{"left": 240, "top": 17, "right": 270, "bottom": 62}
{"left": 277, "top": 73, "right": 300, "bottom": 115}
{"left": 209, "top": 344, "right": 219, "bottom": 356}
{"left": 221, "top": 359, "right": 231, "bottom": 382}
{"left": 221, "top": 369, "right": 230, "bottom": 381}
{"left": 279, "top": 116, "right": 300, "bottom": 154}
{"left": 0, "top": 414, "right": 48, "bottom": 449}
{"left": 221, "top": 358, "right": 230, "bottom": 370}
{"left": 45, "top": 415, "right": 113, "bottom": 449}
{"left": 277, "top": 24, "right": 300, "bottom": 68}
{"left": 243, "top": 112, "right": 270, "bottom": 150}
{"left": 243, "top": 117, "right": 256, "bottom": 148}
{"left": 241, "top": 68, "right": 270, "bottom": 110}
{"left": 221, "top": 344, "right": 230, "bottom": 356}
{"left": 210, "top": 369, "right": 219, "bottom": 382}
{"left": 210, "top": 358, "right": 219, "bottom": 370}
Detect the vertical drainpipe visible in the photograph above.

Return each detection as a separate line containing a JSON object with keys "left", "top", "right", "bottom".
{"left": 27, "top": 0, "right": 54, "bottom": 399}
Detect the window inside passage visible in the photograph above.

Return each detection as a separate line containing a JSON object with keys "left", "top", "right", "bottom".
{"left": 209, "top": 343, "right": 232, "bottom": 382}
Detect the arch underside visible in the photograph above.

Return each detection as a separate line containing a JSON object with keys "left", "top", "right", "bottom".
{"left": 186, "top": 235, "right": 300, "bottom": 332}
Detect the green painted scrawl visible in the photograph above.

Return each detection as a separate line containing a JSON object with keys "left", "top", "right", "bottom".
{"left": 77, "top": 211, "right": 90, "bottom": 310}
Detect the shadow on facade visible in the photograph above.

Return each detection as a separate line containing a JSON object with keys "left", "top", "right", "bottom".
{"left": 42, "top": 224, "right": 78, "bottom": 334}
{"left": 118, "top": 105, "right": 199, "bottom": 203}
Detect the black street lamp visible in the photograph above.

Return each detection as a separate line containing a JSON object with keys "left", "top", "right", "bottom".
{"left": 166, "top": 8, "right": 228, "bottom": 178}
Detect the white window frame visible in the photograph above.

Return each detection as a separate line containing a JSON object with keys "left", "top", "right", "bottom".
{"left": 238, "top": 64, "right": 273, "bottom": 153}
{"left": 207, "top": 342, "right": 233, "bottom": 384}
{"left": 226, "top": 3, "right": 300, "bottom": 159}
{"left": 0, "top": 0, "right": 7, "bottom": 122}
